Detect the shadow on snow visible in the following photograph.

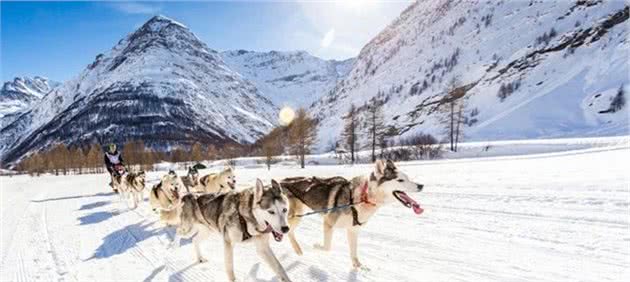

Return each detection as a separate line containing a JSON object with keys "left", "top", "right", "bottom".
{"left": 85, "top": 220, "right": 167, "bottom": 260}
{"left": 77, "top": 211, "right": 117, "bottom": 225}
{"left": 78, "top": 200, "right": 111, "bottom": 211}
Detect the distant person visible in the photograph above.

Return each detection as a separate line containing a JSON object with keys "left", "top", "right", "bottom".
{"left": 104, "top": 143, "right": 125, "bottom": 192}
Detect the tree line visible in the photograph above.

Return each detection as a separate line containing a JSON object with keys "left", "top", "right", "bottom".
{"left": 15, "top": 140, "right": 233, "bottom": 176}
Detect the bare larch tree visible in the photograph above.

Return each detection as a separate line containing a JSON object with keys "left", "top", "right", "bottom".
{"left": 364, "top": 97, "right": 386, "bottom": 162}
{"left": 341, "top": 104, "right": 360, "bottom": 163}
{"left": 288, "top": 108, "right": 317, "bottom": 168}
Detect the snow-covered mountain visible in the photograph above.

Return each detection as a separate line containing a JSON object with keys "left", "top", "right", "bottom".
{"left": 0, "top": 16, "right": 278, "bottom": 164}
{"left": 0, "top": 76, "right": 58, "bottom": 119}
{"left": 311, "top": 0, "right": 629, "bottom": 150}
{"left": 221, "top": 50, "right": 354, "bottom": 107}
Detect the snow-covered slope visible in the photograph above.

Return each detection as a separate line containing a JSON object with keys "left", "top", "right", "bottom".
{"left": 312, "top": 0, "right": 629, "bottom": 150}
{"left": 0, "top": 76, "right": 58, "bottom": 120}
{"left": 222, "top": 50, "right": 354, "bottom": 107}
{"left": 0, "top": 16, "right": 278, "bottom": 164}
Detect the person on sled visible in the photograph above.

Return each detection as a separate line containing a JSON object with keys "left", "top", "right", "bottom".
{"left": 104, "top": 143, "right": 125, "bottom": 193}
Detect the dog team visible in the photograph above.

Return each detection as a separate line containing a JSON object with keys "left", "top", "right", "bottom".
{"left": 110, "top": 159, "right": 424, "bottom": 282}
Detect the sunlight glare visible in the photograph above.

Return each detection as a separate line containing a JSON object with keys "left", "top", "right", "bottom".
{"left": 279, "top": 106, "right": 296, "bottom": 125}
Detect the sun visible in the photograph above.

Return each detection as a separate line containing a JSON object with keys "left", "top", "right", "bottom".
{"left": 279, "top": 107, "right": 296, "bottom": 125}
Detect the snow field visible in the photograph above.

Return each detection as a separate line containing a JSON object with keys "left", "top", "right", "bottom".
{"left": 0, "top": 143, "right": 628, "bottom": 281}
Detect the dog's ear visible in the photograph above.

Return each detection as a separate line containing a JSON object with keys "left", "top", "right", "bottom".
{"left": 271, "top": 179, "right": 282, "bottom": 194}
{"left": 374, "top": 159, "right": 386, "bottom": 177}
{"left": 384, "top": 159, "right": 397, "bottom": 179}
{"left": 224, "top": 163, "right": 233, "bottom": 172}
{"left": 385, "top": 159, "right": 397, "bottom": 171}
{"left": 168, "top": 170, "right": 177, "bottom": 176}
{"left": 254, "top": 178, "right": 264, "bottom": 202}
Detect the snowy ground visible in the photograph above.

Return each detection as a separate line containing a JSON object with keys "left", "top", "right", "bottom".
{"left": 1, "top": 141, "right": 629, "bottom": 281}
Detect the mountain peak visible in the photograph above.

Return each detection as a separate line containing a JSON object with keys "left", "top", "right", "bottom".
{"left": 106, "top": 15, "right": 208, "bottom": 69}
{"left": 143, "top": 15, "right": 187, "bottom": 32}
{"left": 143, "top": 15, "right": 188, "bottom": 30}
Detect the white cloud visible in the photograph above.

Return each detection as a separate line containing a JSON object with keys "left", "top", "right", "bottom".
{"left": 110, "top": 2, "right": 161, "bottom": 15}
{"left": 320, "top": 29, "right": 335, "bottom": 48}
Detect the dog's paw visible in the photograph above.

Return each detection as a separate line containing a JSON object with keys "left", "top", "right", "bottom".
{"left": 352, "top": 261, "right": 369, "bottom": 271}
{"left": 196, "top": 257, "right": 208, "bottom": 264}
{"left": 313, "top": 243, "right": 330, "bottom": 251}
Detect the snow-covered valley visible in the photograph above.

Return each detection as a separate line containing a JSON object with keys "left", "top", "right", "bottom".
{"left": 1, "top": 139, "right": 628, "bottom": 282}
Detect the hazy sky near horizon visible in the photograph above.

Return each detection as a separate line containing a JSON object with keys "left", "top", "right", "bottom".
{"left": 1, "top": 0, "right": 412, "bottom": 82}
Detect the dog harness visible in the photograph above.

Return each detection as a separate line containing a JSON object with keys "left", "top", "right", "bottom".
{"left": 291, "top": 178, "right": 375, "bottom": 226}
{"left": 350, "top": 181, "right": 376, "bottom": 226}
{"left": 359, "top": 181, "right": 376, "bottom": 206}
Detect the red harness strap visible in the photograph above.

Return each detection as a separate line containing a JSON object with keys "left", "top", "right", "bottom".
{"left": 359, "top": 181, "right": 376, "bottom": 206}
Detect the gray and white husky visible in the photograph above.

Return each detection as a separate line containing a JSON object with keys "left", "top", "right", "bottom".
{"left": 196, "top": 166, "right": 236, "bottom": 194}
{"left": 166, "top": 178, "right": 292, "bottom": 282}
{"left": 149, "top": 171, "right": 186, "bottom": 224}
{"left": 112, "top": 170, "right": 146, "bottom": 209}
{"left": 125, "top": 171, "right": 146, "bottom": 209}
{"left": 281, "top": 159, "right": 424, "bottom": 269}
{"left": 180, "top": 167, "right": 200, "bottom": 192}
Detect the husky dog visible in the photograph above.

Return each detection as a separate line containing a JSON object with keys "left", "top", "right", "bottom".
{"left": 149, "top": 171, "right": 186, "bottom": 224}
{"left": 166, "top": 178, "right": 292, "bottom": 282}
{"left": 110, "top": 164, "right": 127, "bottom": 194}
{"left": 124, "top": 171, "right": 146, "bottom": 208}
{"left": 281, "top": 159, "right": 424, "bottom": 269}
{"left": 196, "top": 166, "right": 236, "bottom": 194}
{"left": 180, "top": 167, "right": 200, "bottom": 192}
{"left": 111, "top": 169, "right": 145, "bottom": 209}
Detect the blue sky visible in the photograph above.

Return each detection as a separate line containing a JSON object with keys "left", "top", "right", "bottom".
{"left": 1, "top": 1, "right": 411, "bottom": 82}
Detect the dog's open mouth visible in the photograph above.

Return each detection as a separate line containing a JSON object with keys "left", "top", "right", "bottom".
{"left": 265, "top": 222, "right": 283, "bottom": 242}
{"left": 228, "top": 182, "right": 236, "bottom": 190}
{"left": 392, "top": 190, "right": 424, "bottom": 215}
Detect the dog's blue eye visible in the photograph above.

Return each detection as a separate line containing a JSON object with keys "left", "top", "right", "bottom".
{"left": 397, "top": 179, "right": 404, "bottom": 182}
{"left": 268, "top": 210, "right": 275, "bottom": 215}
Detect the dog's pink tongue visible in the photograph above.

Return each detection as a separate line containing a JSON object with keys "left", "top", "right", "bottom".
{"left": 400, "top": 192, "right": 424, "bottom": 215}
{"left": 273, "top": 231, "right": 283, "bottom": 242}
{"left": 411, "top": 203, "right": 424, "bottom": 215}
